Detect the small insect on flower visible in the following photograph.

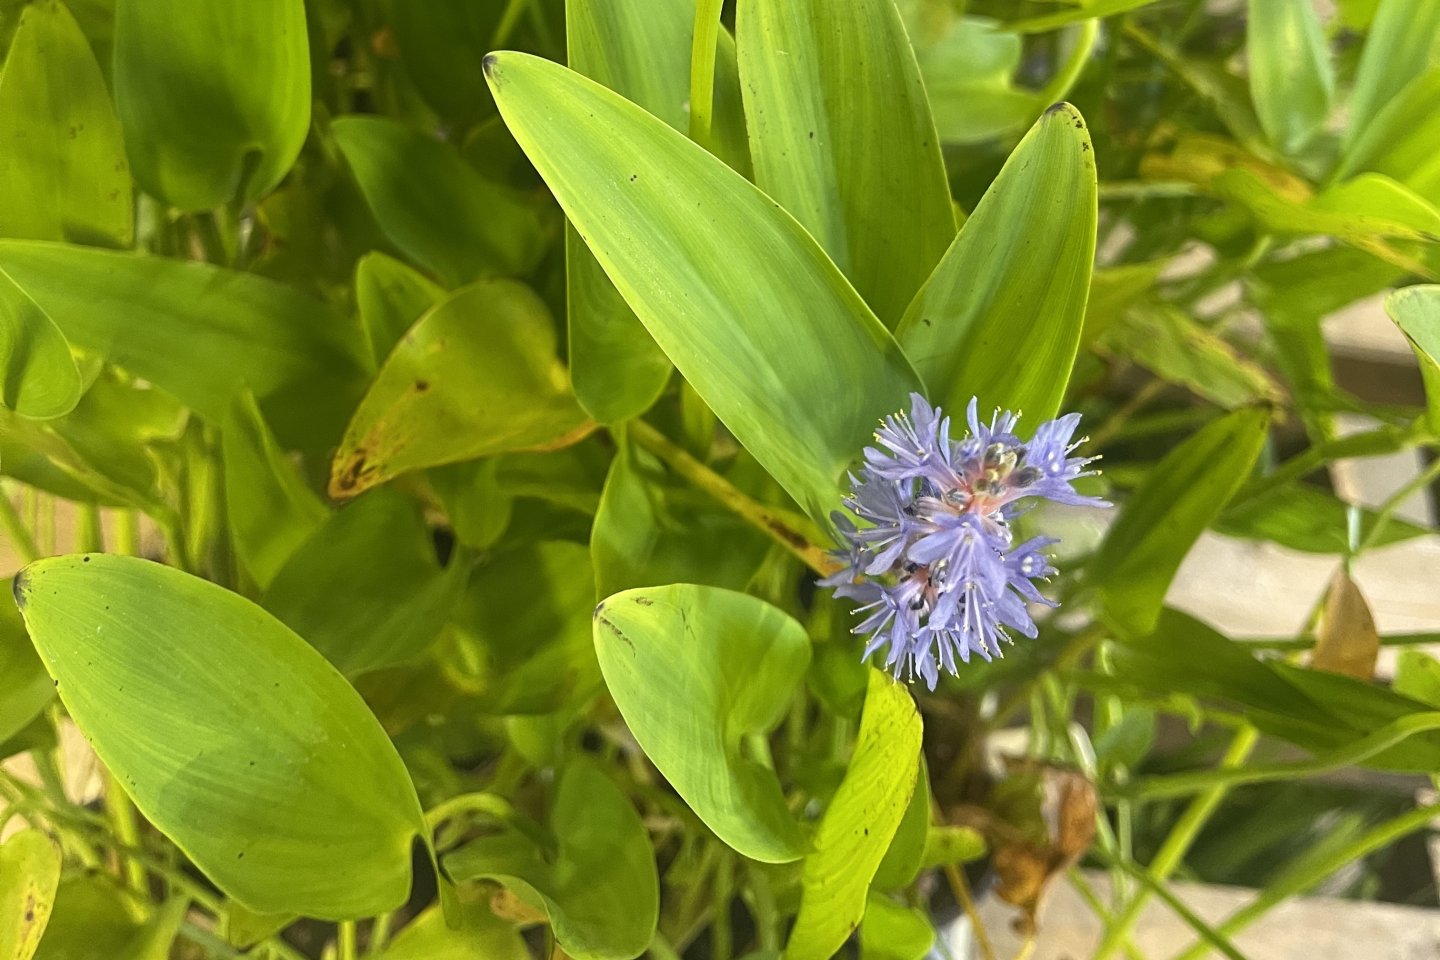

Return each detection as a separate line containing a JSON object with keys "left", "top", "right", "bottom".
{"left": 821, "top": 393, "right": 1108, "bottom": 690}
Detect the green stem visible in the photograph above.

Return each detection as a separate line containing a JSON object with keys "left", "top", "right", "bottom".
{"left": 425, "top": 791, "right": 518, "bottom": 832}
{"left": 1357, "top": 455, "right": 1440, "bottom": 555}
{"left": 489, "top": 0, "right": 530, "bottom": 49}
{"left": 368, "top": 912, "right": 395, "bottom": 955}
{"left": 1035, "top": 18, "right": 1097, "bottom": 107}
{"left": 0, "top": 482, "right": 40, "bottom": 563}
{"left": 628, "top": 421, "right": 837, "bottom": 575}
{"left": 77, "top": 502, "right": 104, "bottom": 553}
{"left": 688, "top": 0, "right": 724, "bottom": 148}
{"left": 1169, "top": 800, "right": 1440, "bottom": 960}
{"left": 1095, "top": 854, "right": 1250, "bottom": 960}
{"left": 114, "top": 510, "right": 141, "bottom": 556}
{"left": 338, "top": 920, "right": 358, "bottom": 960}
{"left": 1092, "top": 725, "right": 1259, "bottom": 960}
{"left": 1126, "top": 712, "right": 1440, "bottom": 801}
{"left": 710, "top": 855, "right": 733, "bottom": 960}
{"left": 105, "top": 771, "right": 150, "bottom": 899}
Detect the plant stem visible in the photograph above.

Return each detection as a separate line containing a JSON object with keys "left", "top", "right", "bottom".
{"left": 338, "top": 920, "right": 358, "bottom": 960}
{"left": 688, "top": 0, "right": 724, "bottom": 148}
{"left": 424, "top": 791, "right": 517, "bottom": 831}
{"left": 368, "top": 912, "right": 395, "bottom": 955}
{"left": 628, "top": 421, "right": 839, "bottom": 575}
{"left": 77, "top": 502, "right": 105, "bottom": 553}
{"left": 945, "top": 862, "right": 997, "bottom": 960}
{"left": 1092, "top": 725, "right": 1258, "bottom": 960}
{"left": 0, "top": 482, "right": 40, "bottom": 563}
{"left": 490, "top": 0, "right": 530, "bottom": 48}
{"left": 105, "top": 770, "right": 150, "bottom": 899}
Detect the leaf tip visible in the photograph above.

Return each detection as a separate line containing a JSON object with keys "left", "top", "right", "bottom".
{"left": 11, "top": 569, "right": 28, "bottom": 610}
{"left": 482, "top": 52, "right": 502, "bottom": 83}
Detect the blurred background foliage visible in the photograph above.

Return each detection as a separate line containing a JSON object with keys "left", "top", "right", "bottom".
{"left": 2, "top": 0, "right": 1440, "bottom": 958}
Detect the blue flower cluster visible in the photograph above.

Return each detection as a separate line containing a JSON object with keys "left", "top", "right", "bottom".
{"left": 822, "top": 394, "right": 1106, "bottom": 689}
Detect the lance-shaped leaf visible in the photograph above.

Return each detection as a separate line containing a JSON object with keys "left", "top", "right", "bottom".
{"left": 1093, "top": 407, "right": 1270, "bottom": 638}
{"left": 0, "top": 579, "right": 52, "bottom": 746}
{"left": 1247, "top": 0, "right": 1334, "bottom": 155}
{"left": 13, "top": 554, "right": 427, "bottom": 919}
{"left": 896, "top": 104, "right": 1096, "bottom": 423}
{"left": 0, "top": 0, "right": 131, "bottom": 247}
{"left": 0, "top": 266, "right": 81, "bottom": 420}
{"left": 0, "top": 830, "right": 59, "bottom": 960}
{"left": 0, "top": 241, "right": 367, "bottom": 449}
{"left": 329, "top": 278, "right": 593, "bottom": 499}
{"left": 485, "top": 52, "right": 920, "bottom": 522}
{"left": 1384, "top": 284, "right": 1440, "bottom": 435}
{"left": 593, "top": 584, "right": 810, "bottom": 862}
{"left": 444, "top": 761, "right": 658, "bottom": 960}
{"left": 563, "top": 0, "right": 686, "bottom": 423}
{"left": 1344, "top": 0, "right": 1440, "bottom": 155}
{"left": 736, "top": 0, "right": 954, "bottom": 327}
{"left": 787, "top": 670, "right": 922, "bottom": 960}
{"left": 114, "top": 0, "right": 309, "bottom": 210}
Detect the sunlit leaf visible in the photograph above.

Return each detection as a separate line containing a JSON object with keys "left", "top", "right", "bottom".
{"left": 14, "top": 554, "right": 427, "bottom": 918}
{"left": 0, "top": 830, "right": 59, "bottom": 960}
{"left": 1383, "top": 284, "right": 1440, "bottom": 434}
{"left": 376, "top": 894, "right": 527, "bottom": 960}
{"left": 1344, "top": 0, "right": 1440, "bottom": 156}
{"left": 485, "top": 52, "right": 920, "bottom": 521}
{"left": 859, "top": 893, "right": 933, "bottom": 960}
{"left": 896, "top": 104, "right": 1096, "bottom": 423}
{"left": 1247, "top": 0, "right": 1333, "bottom": 154}
{"left": 593, "top": 584, "right": 810, "bottom": 862}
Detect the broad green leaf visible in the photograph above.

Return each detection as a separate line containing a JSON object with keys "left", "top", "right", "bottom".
{"left": 31, "top": 875, "right": 177, "bottom": 960}
{"left": 905, "top": 14, "right": 1038, "bottom": 146}
{"left": 377, "top": 898, "right": 527, "bottom": 960}
{"left": 113, "top": 0, "right": 309, "bottom": 210}
{"left": 591, "top": 438, "right": 769, "bottom": 598}
{"left": 429, "top": 458, "right": 512, "bottom": 550}
{"left": 918, "top": 825, "right": 987, "bottom": 869}
{"left": 1394, "top": 650, "right": 1440, "bottom": 709}
{"left": 896, "top": 104, "right": 1097, "bottom": 423}
{"left": 1344, "top": 0, "right": 1440, "bottom": 154}
{"left": 1310, "top": 175, "right": 1440, "bottom": 236}
{"left": 788, "top": 670, "right": 922, "bottom": 960}
{"left": 0, "top": 241, "right": 367, "bottom": 449}
{"left": 485, "top": 52, "right": 920, "bottom": 522}
{"left": 563, "top": 0, "right": 685, "bottom": 423}
{"left": 0, "top": 830, "right": 59, "bottom": 960}
{"left": 0, "top": 577, "right": 53, "bottom": 744}
{"left": 1337, "top": 69, "right": 1440, "bottom": 205}
{"left": 593, "top": 585, "right": 810, "bottom": 862}
{"left": 1216, "top": 483, "right": 1431, "bottom": 553}
{"left": 0, "top": 0, "right": 131, "bottom": 246}
{"left": 737, "top": 0, "right": 954, "bottom": 327}
{"left": 221, "top": 391, "right": 329, "bottom": 589}
{"left": 1384, "top": 284, "right": 1440, "bottom": 434}
{"left": 332, "top": 117, "right": 549, "bottom": 287}
{"left": 860, "top": 894, "right": 934, "bottom": 960}
{"left": 1094, "top": 407, "right": 1270, "bottom": 638}
{"left": 1099, "top": 302, "right": 1280, "bottom": 409}
{"left": 444, "top": 761, "right": 659, "bottom": 960}
{"left": 263, "top": 489, "right": 464, "bottom": 675}
{"left": 329, "top": 278, "right": 593, "bottom": 499}
{"left": 0, "top": 267, "right": 80, "bottom": 420}
{"left": 446, "top": 541, "right": 600, "bottom": 715}
{"left": 1247, "top": 0, "right": 1333, "bottom": 155}
{"left": 871, "top": 758, "right": 930, "bottom": 891}
{"left": 354, "top": 252, "right": 445, "bottom": 372}
{"left": 14, "top": 554, "right": 427, "bottom": 918}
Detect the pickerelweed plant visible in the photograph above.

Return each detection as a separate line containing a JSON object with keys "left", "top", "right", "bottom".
{"left": 825, "top": 394, "right": 1107, "bottom": 688}
{"left": 3, "top": 1, "right": 1440, "bottom": 959}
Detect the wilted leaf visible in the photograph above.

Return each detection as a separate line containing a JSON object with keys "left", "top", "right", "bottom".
{"left": 1310, "top": 567, "right": 1380, "bottom": 680}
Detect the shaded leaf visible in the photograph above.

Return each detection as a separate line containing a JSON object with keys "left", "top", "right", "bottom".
{"left": 859, "top": 894, "right": 933, "bottom": 960}
{"left": 0, "top": 578, "right": 51, "bottom": 744}
{"left": 1216, "top": 483, "right": 1430, "bottom": 553}
{"left": 329, "top": 278, "right": 593, "bottom": 499}
{"left": 1394, "top": 650, "right": 1440, "bottom": 709}
{"left": 1383, "top": 284, "right": 1440, "bottom": 434}
{"left": 376, "top": 895, "right": 527, "bottom": 960}
{"left": 896, "top": 104, "right": 1096, "bottom": 423}
{"left": 354, "top": 252, "right": 445, "bottom": 372}
{"left": 737, "top": 0, "right": 954, "bottom": 326}
{"left": 1247, "top": 0, "right": 1333, "bottom": 154}
{"left": 593, "top": 584, "right": 810, "bottom": 862}
{"left": 485, "top": 52, "right": 920, "bottom": 522}
{"left": 0, "top": 0, "right": 131, "bottom": 246}
{"left": 114, "top": 0, "right": 309, "bottom": 210}
{"left": 904, "top": 13, "right": 1038, "bottom": 145}
{"left": 870, "top": 757, "right": 930, "bottom": 891}
{"left": 0, "top": 830, "right": 59, "bottom": 960}
{"left": 14, "top": 554, "right": 427, "bottom": 918}
{"left": 0, "top": 267, "right": 80, "bottom": 420}
{"left": 1344, "top": 0, "right": 1440, "bottom": 156}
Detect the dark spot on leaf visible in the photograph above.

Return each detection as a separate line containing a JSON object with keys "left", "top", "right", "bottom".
{"left": 12, "top": 572, "right": 27, "bottom": 608}
{"left": 921, "top": 317, "right": 932, "bottom": 327}
{"left": 1081, "top": 143, "right": 1089, "bottom": 152}
{"left": 808, "top": 130, "right": 815, "bottom": 139}
{"left": 414, "top": 379, "right": 429, "bottom": 392}
{"left": 629, "top": 174, "right": 637, "bottom": 182}
{"left": 634, "top": 596, "right": 653, "bottom": 606}
{"left": 1045, "top": 102, "right": 1068, "bottom": 115}
{"left": 82, "top": 556, "right": 90, "bottom": 562}
{"left": 1075, "top": 119, "right": 1083, "bottom": 129}
{"left": 237, "top": 851, "right": 245, "bottom": 859}
{"left": 482, "top": 53, "right": 498, "bottom": 78}
{"left": 764, "top": 517, "right": 809, "bottom": 550}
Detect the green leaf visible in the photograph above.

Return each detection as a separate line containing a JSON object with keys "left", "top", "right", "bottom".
{"left": 1099, "top": 302, "right": 1280, "bottom": 409}
{"left": 1337, "top": 68, "right": 1440, "bottom": 205}
{"left": 14, "top": 554, "right": 427, "bottom": 919}
{"left": 860, "top": 894, "right": 934, "bottom": 960}
{"left": 0, "top": 0, "right": 131, "bottom": 246}
{"left": 0, "top": 241, "right": 367, "bottom": 449}
{"left": 1383, "top": 284, "right": 1440, "bottom": 434}
{"left": 31, "top": 875, "right": 177, "bottom": 960}
{"left": 262, "top": 489, "right": 464, "bottom": 675}
{"left": 591, "top": 437, "right": 769, "bottom": 598}
{"left": 593, "top": 584, "right": 810, "bottom": 862}
{"left": 1003, "top": 0, "right": 1165, "bottom": 33}
{"left": 906, "top": 15, "right": 1038, "bottom": 146}
{"left": 918, "top": 825, "right": 987, "bottom": 869}
{"left": 736, "top": 0, "right": 954, "bottom": 327}
{"left": 1344, "top": 0, "right": 1440, "bottom": 156}
{"left": 1247, "top": 0, "right": 1334, "bottom": 154}
{"left": 376, "top": 898, "right": 527, "bottom": 960}
{"left": 787, "top": 669, "right": 922, "bottom": 960}
{"left": 332, "top": 117, "right": 549, "bottom": 287}
{"left": 0, "top": 577, "right": 53, "bottom": 745}
{"left": 113, "top": 0, "right": 309, "bottom": 210}
{"left": 221, "top": 392, "right": 329, "bottom": 589}
{"left": 388, "top": 1, "right": 503, "bottom": 122}
{"left": 896, "top": 104, "right": 1097, "bottom": 423}
{"left": 354, "top": 252, "right": 445, "bottom": 372}
{"left": 485, "top": 52, "right": 920, "bottom": 522}
{"left": 0, "top": 267, "right": 81, "bottom": 420}
{"left": 444, "top": 761, "right": 659, "bottom": 960}
{"left": 1094, "top": 407, "right": 1270, "bottom": 638}
{"left": 1216, "top": 483, "right": 1431, "bottom": 553}
{"left": 563, "top": 0, "right": 687, "bottom": 423}
{"left": 0, "top": 830, "right": 59, "bottom": 960}
{"left": 871, "top": 758, "right": 930, "bottom": 891}
{"left": 1394, "top": 650, "right": 1440, "bottom": 709}
{"left": 329, "top": 278, "right": 593, "bottom": 499}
